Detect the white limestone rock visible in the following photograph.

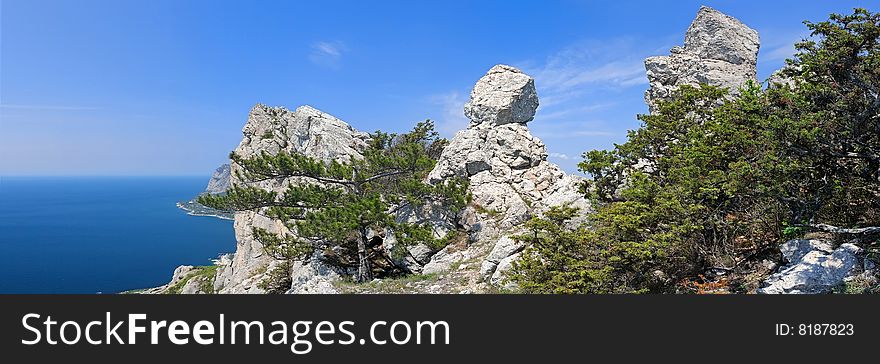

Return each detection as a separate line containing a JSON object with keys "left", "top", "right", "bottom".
{"left": 645, "top": 6, "right": 759, "bottom": 112}
{"left": 480, "top": 235, "right": 526, "bottom": 281}
{"left": 464, "top": 64, "right": 539, "bottom": 126}
{"left": 216, "top": 104, "right": 369, "bottom": 294}
{"left": 428, "top": 65, "right": 590, "bottom": 230}
{"left": 422, "top": 245, "right": 468, "bottom": 275}
{"left": 427, "top": 65, "right": 591, "bottom": 285}
{"left": 490, "top": 252, "right": 521, "bottom": 290}
{"left": 204, "top": 164, "right": 231, "bottom": 194}
{"left": 758, "top": 240, "right": 862, "bottom": 294}
{"left": 285, "top": 251, "right": 343, "bottom": 294}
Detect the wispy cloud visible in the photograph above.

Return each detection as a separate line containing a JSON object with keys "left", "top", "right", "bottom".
{"left": 428, "top": 91, "right": 469, "bottom": 137}
{"left": 536, "top": 129, "right": 616, "bottom": 139}
{"left": 548, "top": 152, "right": 570, "bottom": 160}
{"left": 0, "top": 104, "right": 100, "bottom": 111}
{"left": 761, "top": 30, "right": 811, "bottom": 62}
{"left": 309, "top": 41, "right": 346, "bottom": 68}
{"left": 530, "top": 119, "right": 617, "bottom": 139}
{"left": 537, "top": 103, "right": 613, "bottom": 121}
{"left": 521, "top": 38, "right": 648, "bottom": 109}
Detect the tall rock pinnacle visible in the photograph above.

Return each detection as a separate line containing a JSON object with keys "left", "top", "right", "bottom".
{"left": 644, "top": 6, "right": 760, "bottom": 112}
{"left": 425, "top": 64, "right": 590, "bottom": 283}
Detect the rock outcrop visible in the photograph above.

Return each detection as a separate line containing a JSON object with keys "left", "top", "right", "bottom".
{"left": 758, "top": 239, "right": 871, "bottom": 294}
{"left": 425, "top": 65, "right": 590, "bottom": 285}
{"left": 205, "top": 164, "right": 231, "bottom": 194}
{"left": 176, "top": 163, "right": 234, "bottom": 220}
{"left": 428, "top": 65, "right": 589, "bottom": 229}
{"left": 644, "top": 6, "right": 759, "bottom": 112}
{"left": 137, "top": 265, "right": 217, "bottom": 294}
{"left": 214, "top": 104, "right": 370, "bottom": 294}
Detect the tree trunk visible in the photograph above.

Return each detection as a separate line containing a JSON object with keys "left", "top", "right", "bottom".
{"left": 356, "top": 231, "right": 373, "bottom": 283}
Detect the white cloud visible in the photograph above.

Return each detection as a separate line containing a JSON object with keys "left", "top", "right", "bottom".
{"left": 309, "top": 41, "right": 346, "bottom": 68}
{"left": 548, "top": 152, "right": 570, "bottom": 160}
{"left": 522, "top": 39, "right": 648, "bottom": 109}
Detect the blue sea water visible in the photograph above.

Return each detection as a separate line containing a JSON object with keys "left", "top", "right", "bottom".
{"left": 0, "top": 176, "right": 235, "bottom": 293}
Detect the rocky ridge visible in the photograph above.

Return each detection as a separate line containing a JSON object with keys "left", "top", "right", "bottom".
{"left": 152, "top": 63, "right": 588, "bottom": 294}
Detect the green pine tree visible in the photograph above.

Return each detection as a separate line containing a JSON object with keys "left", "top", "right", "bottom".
{"left": 200, "top": 120, "right": 468, "bottom": 290}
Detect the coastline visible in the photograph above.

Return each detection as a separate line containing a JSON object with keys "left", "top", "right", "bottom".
{"left": 176, "top": 200, "right": 234, "bottom": 221}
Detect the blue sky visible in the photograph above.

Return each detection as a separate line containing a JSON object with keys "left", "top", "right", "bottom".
{"left": 1, "top": 0, "right": 875, "bottom": 176}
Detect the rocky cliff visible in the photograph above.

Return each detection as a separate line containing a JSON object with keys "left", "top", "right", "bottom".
{"left": 644, "top": 6, "right": 759, "bottom": 112}
{"left": 148, "top": 62, "right": 591, "bottom": 294}
{"left": 215, "top": 104, "right": 370, "bottom": 294}
{"left": 205, "top": 164, "right": 231, "bottom": 194}
{"left": 176, "top": 164, "right": 234, "bottom": 220}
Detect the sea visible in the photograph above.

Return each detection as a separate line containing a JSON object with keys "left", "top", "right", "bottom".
{"left": 0, "top": 176, "right": 235, "bottom": 293}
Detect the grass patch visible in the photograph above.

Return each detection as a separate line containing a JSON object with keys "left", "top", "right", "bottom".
{"left": 166, "top": 265, "right": 219, "bottom": 294}
{"left": 335, "top": 272, "right": 440, "bottom": 293}
{"left": 119, "top": 288, "right": 148, "bottom": 294}
{"left": 832, "top": 275, "right": 879, "bottom": 294}
{"left": 473, "top": 204, "right": 502, "bottom": 218}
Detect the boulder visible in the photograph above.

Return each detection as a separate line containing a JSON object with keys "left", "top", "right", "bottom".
{"left": 479, "top": 235, "right": 526, "bottom": 280}
{"left": 422, "top": 245, "right": 467, "bottom": 275}
{"left": 286, "top": 251, "right": 343, "bottom": 294}
{"left": 428, "top": 65, "right": 590, "bottom": 230}
{"left": 464, "top": 64, "right": 539, "bottom": 126}
{"left": 758, "top": 240, "right": 862, "bottom": 294}
{"left": 490, "top": 252, "right": 521, "bottom": 290}
{"left": 408, "top": 243, "right": 436, "bottom": 265}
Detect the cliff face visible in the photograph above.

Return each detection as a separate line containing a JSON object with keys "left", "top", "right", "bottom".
{"left": 215, "top": 105, "right": 370, "bottom": 294}
{"left": 204, "top": 164, "right": 231, "bottom": 195}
